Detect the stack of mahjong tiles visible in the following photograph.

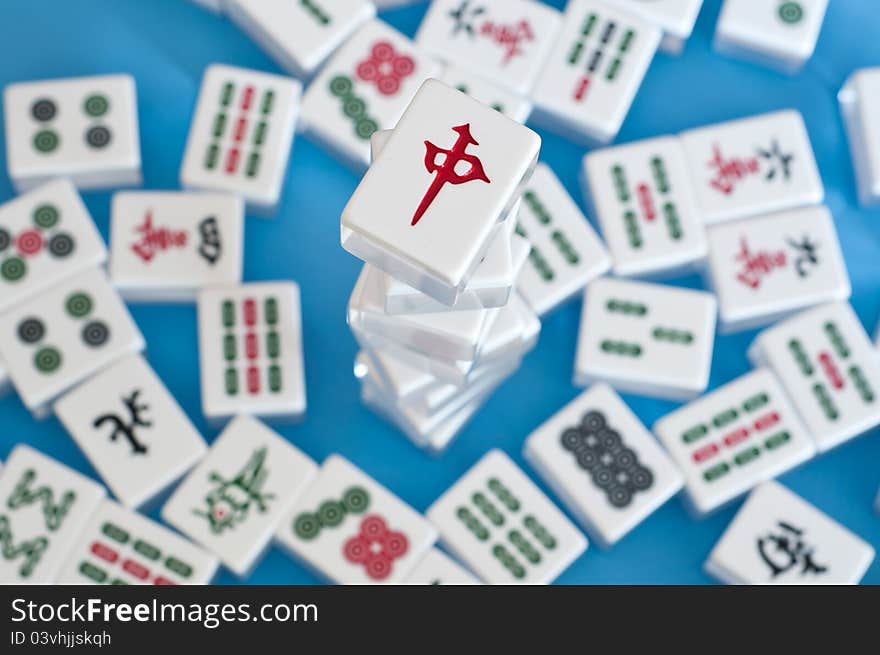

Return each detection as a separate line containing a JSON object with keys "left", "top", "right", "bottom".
{"left": 341, "top": 79, "right": 541, "bottom": 454}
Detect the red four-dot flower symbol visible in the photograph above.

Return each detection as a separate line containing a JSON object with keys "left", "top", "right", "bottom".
{"left": 356, "top": 41, "right": 416, "bottom": 97}
{"left": 343, "top": 515, "right": 409, "bottom": 581}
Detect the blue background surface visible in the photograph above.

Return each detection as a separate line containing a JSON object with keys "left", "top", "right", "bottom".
{"left": 0, "top": 0, "right": 878, "bottom": 585}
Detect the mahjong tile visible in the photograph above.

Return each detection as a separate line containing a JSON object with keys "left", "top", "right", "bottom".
{"left": 110, "top": 191, "right": 244, "bottom": 303}
{"left": 54, "top": 355, "right": 208, "bottom": 510}
{"left": 0, "top": 359, "right": 9, "bottom": 396}
{"left": 0, "top": 178, "right": 107, "bottom": 315}
{"left": 714, "top": 0, "right": 829, "bottom": 74}
{"left": 356, "top": 349, "right": 440, "bottom": 406}
{"left": 706, "top": 206, "right": 850, "bottom": 333}
{"left": 180, "top": 64, "right": 301, "bottom": 215}
{"left": 427, "top": 449, "right": 587, "bottom": 584}
{"left": 56, "top": 499, "right": 218, "bottom": 585}
{"left": 679, "top": 110, "right": 824, "bottom": 225}
{"left": 197, "top": 281, "right": 306, "bottom": 423}
{"left": 4, "top": 74, "right": 141, "bottom": 192}
{"left": 275, "top": 455, "right": 436, "bottom": 584}
{"left": 403, "top": 548, "right": 480, "bottom": 585}
{"left": 530, "top": 0, "right": 661, "bottom": 145}
{"left": 654, "top": 369, "right": 816, "bottom": 516}
{"left": 415, "top": 0, "right": 562, "bottom": 95}
{"left": 440, "top": 65, "right": 533, "bottom": 124}
{"left": 225, "top": 0, "right": 376, "bottom": 79}
{"left": 839, "top": 67, "right": 880, "bottom": 206}
{"left": 161, "top": 415, "right": 317, "bottom": 577}
{"left": 0, "top": 267, "right": 145, "bottom": 418}
{"left": 516, "top": 163, "right": 610, "bottom": 317}
{"left": 583, "top": 136, "right": 706, "bottom": 278}
{"left": 574, "top": 277, "right": 717, "bottom": 401}
{"left": 300, "top": 19, "right": 442, "bottom": 172}
{"left": 342, "top": 79, "right": 540, "bottom": 306}
{"left": 524, "top": 383, "right": 683, "bottom": 546}
{"left": 0, "top": 445, "right": 105, "bottom": 584}
{"left": 612, "top": 0, "right": 704, "bottom": 54}
{"left": 748, "top": 302, "right": 880, "bottom": 452}
{"left": 706, "top": 481, "right": 874, "bottom": 584}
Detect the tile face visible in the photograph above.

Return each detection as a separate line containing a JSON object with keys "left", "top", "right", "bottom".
{"left": 612, "top": 0, "right": 704, "bottom": 53}
{"left": 714, "top": 0, "right": 829, "bottom": 73}
{"left": 706, "top": 206, "right": 850, "bottom": 333}
{"left": 530, "top": 0, "right": 661, "bottom": 145}
{"left": 180, "top": 64, "right": 301, "bottom": 214}
{"left": 198, "top": 281, "right": 306, "bottom": 422}
{"left": 839, "top": 67, "right": 880, "bottom": 206}
{"left": 415, "top": 0, "right": 562, "bottom": 95}
{"left": 516, "top": 163, "right": 610, "bottom": 317}
{"left": 426, "top": 449, "right": 587, "bottom": 584}
{"left": 654, "top": 369, "right": 815, "bottom": 516}
{"left": 748, "top": 302, "right": 880, "bottom": 452}
{"left": 524, "top": 384, "right": 683, "bottom": 546}
{"left": 0, "top": 445, "right": 105, "bottom": 584}
{"left": 0, "top": 178, "right": 106, "bottom": 314}
{"left": 56, "top": 500, "right": 219, "bottom": 585}
{"left": 276, "top": 455, "right": 437, "bottom": 584}
{"left": 54, "top": 355, "right": 208, "bottom": 509}
{"left": 226, "top": 0, "right": 376, "bottom": 78}
{"left": 583, "top": 136, "right": 707, "bottom": 278}
{"left": 300, "top": 19, "right": 442, "bottom": 171}
{"left": 342, "top": 79, "right": 540, "bottom": 305}
{"left": 0, "top": 267, "right": 145, "bottom": 416}
{"left": 403, "top": 548, "right": 480, "bottom": 584}
{"left": 110, "top": 191, "right": 244, "bottom": 302}
{"left": 162, "top": 415, "right": 317, "bottom": 577}
{"left": 4, "top": 74, "right": 141, "bottom": 192}
{"left": 440, "top": 65, "right": 533, "bottom": 124}
{"left": 574, "top": 277, "right": 717, "bottom": 401}
{"left": 706, "top": 481, "right": 874, "bottom": 584}
{"left": 680, "top": 110, "right": 824, "bottom": 225}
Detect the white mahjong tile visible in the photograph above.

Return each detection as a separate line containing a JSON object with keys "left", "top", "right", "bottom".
{"left": 706, "top": 481, "right": 874, "bottom": 585}
{"left": 574, "top": 277, "right": 717, "bottom": 401}
{"left": 0, "top": 445, "right": 105, "bottom": 584}
{"left": 0, "top": 178, "right": 107, "bottom": 314}
{"left": 839, "top": 67, "right": 880, "bottom": 206}
{"left": 0, "top": 267, "right": 145, "bottom": 418}
{"left": 162, "top": 415, "right": 317, "bottom": 577}
{"left": 110, "top": 191, "right": 244, "bottom": 303}
{"left": 714, "top": 0, "right": 829, "bottom": 74}
{"left": 180, "top": 64, "right": 301, "bottom": 215}
{"left": 0, "top": 360, "right": 8, "bottom": 396}
{"left": 275, "top": 455, "right": 437, "bottom": 584}
{"left": 706, "top": 206, "right": 851, "bottom": 333}
{"left": 356, "top": 349, "right": 440, "bottom": 406}
{"left": 342, "top": 79, "right": 540, "bottom": 306}
{"left": 530, "top": 0, "right": 661, "bottom": 145}
{"left": 56, "top": 499, "right": 219, "bottom": 585}
{"left": 415, "top": 0, "right": 562, "bottom": 95}
{"left": 427, "top": 449, "right": 587, "bottom": 584}
{"left": 54, "top": 355, "right": 208, "bottom": 510}
{"left": 198, "top": 281, "right": 306, "bottom": 423}
{"left": 225, "top": 0, "right": 376, "bottom": 79}
{"left": 679, "top": 110, "right": 824, "bottom": 225}
{"left": 300, "top": 19, "right": 443, "bottom": 172}
{"left": 403, "top": 548, "right": 480, "bottom": 585}
{"left": 516, "top": 163, "right": 610, "bottom": 317}
{"left": 524, "top": 383, "right": 683, "bottom": 546}
{"left": 349, "top": 265, "right": 501, "bottom": 361}
{"left": 3, "top": 74, "right": 141, "bottom": 192}
{"left": 612, "top": 0, "right": 704, "bottom": 54}
{"left": 582, "top": 136, "right": 707, "bottom": 278}
{"left": 440, "top": 65, "right": 533, "bottom": 124}
{"left": 748, "top": 302, "right": 880, "bottom": 452}
{"left": 654, "top": 369, "right": 816, "bottom": 517}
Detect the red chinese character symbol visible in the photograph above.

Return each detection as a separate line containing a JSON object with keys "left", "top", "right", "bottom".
{"left": 734, "top": 237, "right": 787, "bottom": 289}
{"left": 412, "top": 123, "right": 491, "bottom": 227}
{"left": 343, "top": 515, "right": 409, "bottom": 581}
{"left": 356, "top": 41, "right": 416, "bottom": 97}
{"left": 480, "top": 19, "right": 534, "bottom": 64}
{"left": 708, "top": 144, "right": 761, "bottom": 195}
{"left": 130, "top": 211, "right": 188, "bottom": 263}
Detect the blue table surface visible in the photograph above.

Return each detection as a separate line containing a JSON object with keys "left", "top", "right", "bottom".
{"left": 1, "top": 0, "right": 879, "bottom": 585}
